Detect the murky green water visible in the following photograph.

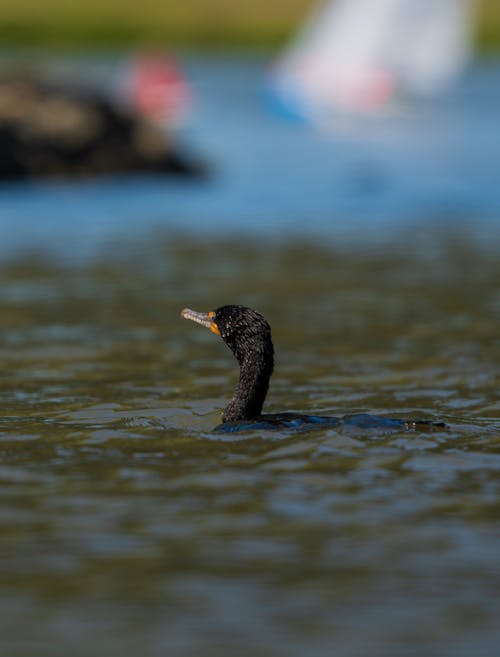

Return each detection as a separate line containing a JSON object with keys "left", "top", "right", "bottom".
{"left": 0, "top": 233, "right": 499, "bottom": 657}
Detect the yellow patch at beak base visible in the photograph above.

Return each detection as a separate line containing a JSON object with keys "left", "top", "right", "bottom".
{"left": 208, "top": 311, "right": 221, "bottom": 335}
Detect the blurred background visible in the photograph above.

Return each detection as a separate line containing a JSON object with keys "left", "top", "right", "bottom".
{"left": 0, "top": 2, "right": 499, "bottom": 657}
{"left": 0, "top": 0, "right": 498, "bottom": 50}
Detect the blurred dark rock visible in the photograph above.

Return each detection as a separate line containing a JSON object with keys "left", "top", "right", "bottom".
{"left": 0, "top": 76, "right": 205, "bottom": 180}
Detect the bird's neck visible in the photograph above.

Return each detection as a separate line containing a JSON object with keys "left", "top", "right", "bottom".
{"left": 222, "top": 350, "right": 273, "bottom": 422}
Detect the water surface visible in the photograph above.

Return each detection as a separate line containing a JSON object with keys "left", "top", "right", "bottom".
{"left": 0, "top": 235, "right": 498, "bottom": 657}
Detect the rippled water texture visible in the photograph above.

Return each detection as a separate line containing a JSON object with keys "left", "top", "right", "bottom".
{"left": 0, "top": 235, "right": 499, "bottom": 657}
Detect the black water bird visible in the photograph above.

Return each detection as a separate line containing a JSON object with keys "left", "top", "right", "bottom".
{"left": 181, "top": 305, "right": 445, "bottom": 433}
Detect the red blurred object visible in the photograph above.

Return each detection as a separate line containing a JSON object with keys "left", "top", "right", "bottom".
{"left": 130, "top": 53, "right": 191, "bottom": 126}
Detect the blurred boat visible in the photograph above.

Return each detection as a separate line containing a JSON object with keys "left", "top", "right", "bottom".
{"left": 0, "top": 55, "right": 203, "bottom": 181}
{"left": 269, "top": 0, "right": 473, "bottom": 121}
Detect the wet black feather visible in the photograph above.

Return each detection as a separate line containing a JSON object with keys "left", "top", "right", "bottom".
{"left": 212, "top": 305, "right": 274, "bottom": 422}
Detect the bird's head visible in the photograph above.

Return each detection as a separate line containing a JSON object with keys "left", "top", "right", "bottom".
{"left": 181, "top": 304, "right": 273, "bottom": 365}
{"left": 181, "top": 304, "right": 274, "bottom": 422}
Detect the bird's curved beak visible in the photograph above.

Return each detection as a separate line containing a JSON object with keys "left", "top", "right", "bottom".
{"left": 181, "top": 308, "right": 221, "bottom": 336}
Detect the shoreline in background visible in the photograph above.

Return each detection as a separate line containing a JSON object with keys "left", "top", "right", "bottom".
{"left": 0, "top": 0, "right": 499, "bottom": 52}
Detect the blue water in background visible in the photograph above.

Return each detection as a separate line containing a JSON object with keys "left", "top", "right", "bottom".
{"left": 0, "top": 55, "right": 499, "bottom": 259}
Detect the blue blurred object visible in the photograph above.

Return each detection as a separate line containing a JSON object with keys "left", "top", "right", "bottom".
{"left": 269, "top": 0, "right": 473, "bottom": 120}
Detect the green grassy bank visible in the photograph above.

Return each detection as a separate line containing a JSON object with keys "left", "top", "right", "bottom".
{"left": 0, "top": 0, "right": 499, "bottom": 51}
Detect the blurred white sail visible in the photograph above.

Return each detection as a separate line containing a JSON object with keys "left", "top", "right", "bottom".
{"left": 270, "top": 0, "right": 473, "bottom": 119}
